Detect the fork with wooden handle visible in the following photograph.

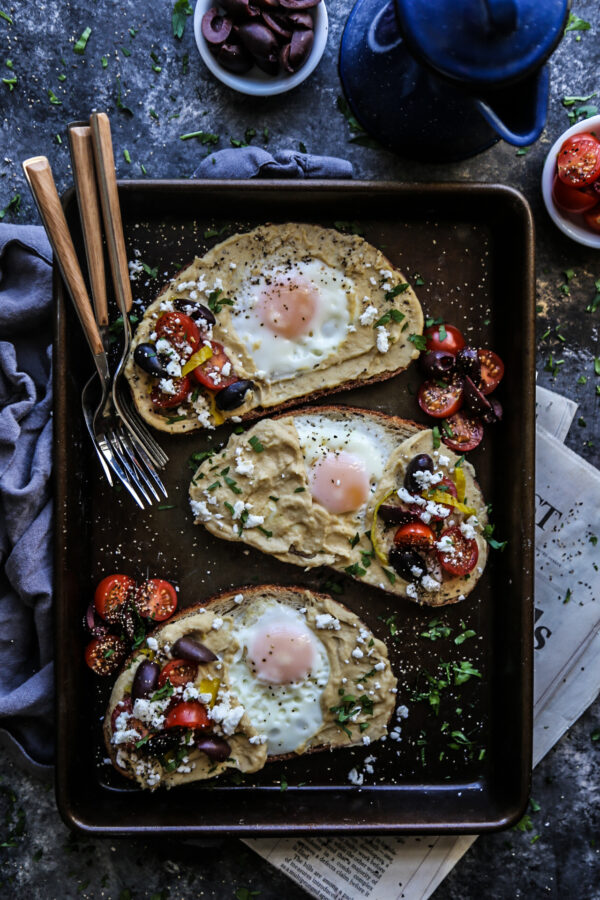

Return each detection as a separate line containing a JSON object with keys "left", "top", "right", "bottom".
{"left": 22, "top": 155, "right": 159, "bottom": 508}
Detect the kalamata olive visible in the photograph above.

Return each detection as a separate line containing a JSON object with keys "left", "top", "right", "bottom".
{"left": 256, "top": 0, "right": 281, "bottom": 8}
{"left": 195, "top": 734, "right": 232, "bottom": 762}
{"left": 288, "top": 27, "right": 313, "bottom": 69}
{"left": 134, "top": 343, "right": 170, "bottom": 378}
{"left": 404, "top": 453, "right": 434, "bottom": 493}
{"left": 420, "top": 350, "right": 455, "bottom": 380}
{"left": 261, "top": 11, "right": 292, "bottom": 38}
{"left": 215, "top": 379, "right": 254, "bottom": 410}
{"left": 483, "top": 397, "right": 503, "bottom": 424}
{"left": 217, "top": 41, "right": 254, "bottom": 73}
{"left": 455, "top": 346, "right": 481, "bottom": 383}
{"left": 463, "top": 375, "right": 493, "bottom": 419}
{"left": 238, "top": 22, "right": 280, "bottom": 71}
{"left": 279, "top": 0, "right": 320, "bottom": 8}
{"left": 202, "top": 7, "right": 233, "bottom": 43}
{"left": 388, "top": 546, "right": 427, "bottom": 582}
{"left": 171, "top": 635, "right": 218, "bottom": 664}
{"left": 83, "top": 604, "right": 110, "bottom": 638}
{"left": 378, "top": 504, "right": 418, "bottom": 526}
{"left": 221, "top": 0, "right": 260, "bottom": 17}
{"left": 141, "top": 728, "right": 185, "bottom": 757}
{"left": 173, "top": 298, "right": 216, "bottom": 327}
{"left": 132, "top": 660, "right": 160, "bottom": 701}
{"left": 286, "top": 10, "right": 314, "bottom": 27}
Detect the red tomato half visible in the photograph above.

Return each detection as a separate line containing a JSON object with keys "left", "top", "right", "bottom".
{"left": 557, "top": 133, "right": 600, "bottom": 187}
{"left": 583, "top": 205, "right": 600, "bottom": 233}
{"left": 193, "top": 341, "right": 237, "bottom": 391}
{"left": 442, "top": 412, "right": 484, "bottom": 453}
{"left": 424, "top": 323, "right": 465, "bottom": 355}
{"left": 164, "top": 701, "right": 210, "bottom": 730}
{"left": 94, "top": 574, "right": 136, "bottom": 623}
{"left": 477, "top": 349, "right": 505, "bottom": 395}
{"left": 150, "top": 375, "right": 192, "bottom": 410}
{"left": 85, "top": 635, "right": 128, "bottom": 676}
{"left": 418, "top": 379, "right": 463, "bottom": 418}
{"left": 155, "top": 312, "right": 200, "bottom": 361}
{"left": 552, "top": 174, "right": 598, "bottom": 213}
{"left": 158, "top": 659, "right": 198, "bottom": 688}
{"left": 135, "top": 578, "right": 178, "bottom": 621}
{"left": 393, "top": 521, "right": 435, "bottom": 550}
{"left": 436, "top": 526, "right": 478, "bottom": 576}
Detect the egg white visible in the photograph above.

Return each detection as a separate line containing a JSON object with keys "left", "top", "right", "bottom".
{"left": 227, "top": 600, "right": 330, "bottom": 756}
{"left": 230, "top": 259, "right": 353, "bottom": 381}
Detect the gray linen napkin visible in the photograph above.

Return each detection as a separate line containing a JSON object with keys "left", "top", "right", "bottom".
{"left": 0, "top": 224, "right": 54, "bottom": 772}
{"left": 193, "top": 146, "right": 353, "bottom": 179}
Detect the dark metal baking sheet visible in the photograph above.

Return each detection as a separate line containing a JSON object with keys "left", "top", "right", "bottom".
{"left": 54, "top": 181, "right": 534, "bottom": 836}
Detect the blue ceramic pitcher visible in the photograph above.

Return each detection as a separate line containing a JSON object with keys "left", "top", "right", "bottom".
{"left": 339, "top": 0, "right": 570, "bottom": 161}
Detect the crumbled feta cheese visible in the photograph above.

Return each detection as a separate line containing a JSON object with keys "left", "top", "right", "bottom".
{"left": 424, "top": 500, "right": 451, "bottom": 519}
{"left": 158, "top": 377, "right": 176, "bottom": 396}
{"left": 315, "top": 613, "right": 341, "bottom": 630}
{"left": 232, "top": 500, "right": 246, "bottom": 520}
{"left": 348, "top": 767, "right": 364, "bottom": 786}
{"left": 460, "top": 515, "right": 479, "bottom": 540}
{"left": 183, "top": 685, "right": 200, "bottom": 701}
{"left": 208, "top": 692, "right": 244, "bottom": 735}
{"left": 128, "top": 259, "right": 144, "bottom": 280}
{"left": 374, "top": 661, "right": 385, "bottom": 672}
{"left": 413, "top": 468, "right": 444, "bottom": 487}
{"left": 234, "top": 447, "right": 254, "bottom": 476}
{"left": 376, "top": 326, "right": 389, "bottom": 353}
{"left": 410, "top": 564, "right": 424, "bottom": 577}
{"left": 362, "top": 735, "right": 371, "bottom": 746}
{"left": 351, "top": 647, "right": 364, "bottom": 659}
{"left": 438, "top": 454, "right": 450, "bottom": 467}
{"left": 359, "top": 304, "right": 378, "bottom": 326}
{"left": 435, "top": 534, "right": 456, "bottom": 555}
{"left": 112, "top": 728, "right": 143, "bottom": 746}
{"left": 133, "top": 698, "right": 166, "bottom": 730}
{"left": 421, "top": 574, "right": 441, "bottom": 592}
{"left": 406, "top": 583, "right": 419, "bottom": 599}
{"left": 245, "top": 513, "right": 264, "bottom": 528}
{"left": 249, "top": 734, "right": 268, "bottom": 745}
{"left": 146, "top": 636, "right": 158, "bottom": 651}
{"left": 233, "top": 593, "right": 244, "bottom": 605}
{"left": 397, "top": 486, "right": 425, "bottom": 506}
{"left": 190, "top": 498, "right": 218, "bottom": 522}
{"left": 396, "top": 705, "right": 409, "bottom": 719}
{"left": 159, "top": 299, "right": 174, "bottom": 312}
{"left": 212, "top": 617, "right": 224, "bottom": 630}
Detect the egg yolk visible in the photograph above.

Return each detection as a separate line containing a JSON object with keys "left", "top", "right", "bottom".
{"left": 309, "top": 451, "right": 370, "bottom": 514}
{"left": 247, "top": 620, "right": 316, "bottom": 684}
{"left": 257, "top": 276, "right": 319, "bottom": 339}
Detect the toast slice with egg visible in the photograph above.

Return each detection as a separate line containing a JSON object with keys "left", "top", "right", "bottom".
{"left": 124, "top": 223, "right": 424, "bottom": 434}
{"left": 104, "top": 585, "right": 397, "bottom": 790}
{"left": 189, "top": 407, "right": 489, "bottom": 606}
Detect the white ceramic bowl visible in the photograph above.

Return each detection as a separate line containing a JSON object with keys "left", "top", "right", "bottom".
{"left": 194, "top": 0, "right": 328, "bottom": 96}
{"left": 541, "top": 114, "right": 600, "bottom": 249}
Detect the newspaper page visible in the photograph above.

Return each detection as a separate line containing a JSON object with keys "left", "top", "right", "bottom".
{"left": 247, "top": 388, "right": 600, "bottom": 900}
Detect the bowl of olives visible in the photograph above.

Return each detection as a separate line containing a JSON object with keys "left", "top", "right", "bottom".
{"left": 194, "top": 0, "right": 328, "bottom": 95}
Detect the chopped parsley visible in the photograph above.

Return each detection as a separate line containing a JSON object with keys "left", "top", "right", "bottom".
{"left": 157, "top": 504, "right": 175, "bottom": 510}
{"left": 454, "top": 629, "right": 476, "bottom": 645}
{"left": 293, "top": 486, "right": 305, "bottom": 493}
{"left": 188, "top": 449, "right": 214, "bottom": 469}
{"left": 101, "top": 55, "right": 108, "bottom": 68}
{"left": 432, "top": 425, "right": 441, "bottom": 450}
{"left": 180, "top": 130, "right": 219, "bottom": 144}
{"left": 73, "top": 26, "right": 91, "bottom": 54}
{"left": 121, "top": 47, "right": 132, "bottom": 57}
{"left": 151, "top": 681, "right": 174, "bottom": 702}
{"left": 438, "top": 323, "right": 447, "bottom": 342}
{"left": 207, "top": 480, "right": 221, "bottom": 491}
{"left": 165, "top": 414, "right": 187, "bottom": 424}
{"left": 409, "top": 333, "right": 427, "bottom": 352}
{"left": 2, "top": 75, "right": 16, "bottom": 90}
{"left": 382, "top": 567, "right": 396, "bottom": 584}
{"left": 207, "top": 288, "right": 234, "bottom": 314}
{"left": 116, "top": 76, "right": 133, "bottom": 116}
{"left": 224, "top": 475, "right": 242, "bottom": 494}
{"left": 563, "top": 588, "right": 572, "bottom": 604}
{"left": 384, "top": 283, "right": 409, "bottom": 301}
{"left": 344, "top": 562, "right": 366, "bottom": 577}
{"left": 203, "top": 224, "right": 228, "bottom": 239}
{"left": 330, "top": 693, "right": 373, "bottom": 738}
{"left": 320, "top": 579, "right": 343, "bottom": 595}
{"left": 123, "top": 149, "right": 131, "bottom": 164}
{"left": 0, "top": 10, "right": 13, "bottom": 24}
{"left": 172, "top": 0, "right": 193, "bottom": 39}
{"left": 257, "top": 525, "right": 272, "bottom": 538}
{"left": 224, "top": 501, "right": 235, "bottom": 516}
{"left": 333, "top": 220, "right": 364, "bottom": 236}
{"left": 248, "top": 435, "right": 264, "bottom": 453}
{"left": 482, "top": 522, "right": 507, "bottom": 551}
{"left": 349, "top": 532, "right": 360, "bottom": 549}
{"left": 420, "top": 619, "right": 452, "bottom": 641}
{"left": 564, "top": 12, "right": 591, "bottom": 32}
{"left": 373, "top": 308, "right": 405, "bottom": 328}
{"left": 414, "top": 274, "right": 425, "bottom": 286}
{"left": 268, "top": 495, "right": 279, "bottom": 502}
{"left": 298, "top": 141, "right": 307, "bottom": 153}
{"left": 47, "top": 88, "right": 62, "bottom": 105}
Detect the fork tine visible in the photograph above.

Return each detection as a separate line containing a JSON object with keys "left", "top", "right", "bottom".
{"left": 106, "top": 429, "right": 153, "bottom": 505}
{"left": 114, "top": 382, "right": 169, "bottom": 468}
{"left": 123, "top": 433, "right": 169, "bottom": 499}
{"left": 116, "top": 425, "right": 162, "bottom": 502}
{"left": 95, "top": 431, "right": 146, "bottom": 509}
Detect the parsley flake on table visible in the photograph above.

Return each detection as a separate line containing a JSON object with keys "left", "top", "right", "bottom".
{"left": 180, "top": 130, "right": 219, "bottom": 144}
{"left": 123, "top": 149, "right": 131, "bottom": 163}
{"left": 0, "top": 10, "right": 13, "bottom": 24}
{"left": 0, "top": 193, "right": 21, "bottom": 220}
{"left": 564, "top": 12, "right": 591, "bottom": 32}
{"left": 73, "top": 26, "right": 91, "bottom": 54}
{"left": 47, "top": 88, "right": 62, "bottom": 105}
{"left": 2, "top": 75, "right": 16, "bottom": 90}
{"left": 116, "top": 76, "right": 133, "bottom": 116}
{"left": 172, "top": 0, "right": 193, "bottom": 39}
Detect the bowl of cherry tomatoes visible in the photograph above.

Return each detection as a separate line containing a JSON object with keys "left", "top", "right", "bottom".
{"left": 541, "top": 115, "right": 600, "bottom": 248}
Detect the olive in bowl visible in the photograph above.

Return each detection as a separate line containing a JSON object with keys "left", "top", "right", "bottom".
{"left": 194, "top": 0, "right": 328, "bottom": 95}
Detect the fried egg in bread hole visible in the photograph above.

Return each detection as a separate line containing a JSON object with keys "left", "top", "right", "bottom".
{"left": 125, "top": 224, "right": 423, "bottom": 433}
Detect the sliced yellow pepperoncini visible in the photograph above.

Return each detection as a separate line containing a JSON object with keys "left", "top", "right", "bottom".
{"left": 198, "top": 677, "right": 220, "bottom": 708}
{"left": 209, "top": 394, "right": 225, "bottom": 426}
{"left": 453, "top": 466, "right": 467, "bottom": 503}
{"left": 181, "top": 344, "right": 213, "bottom": 376}
{"left": 425, "top": 490, "right": 476, "bottom": 517}
{"left": 370, "top": 489, "right": 397, "bottom": 564}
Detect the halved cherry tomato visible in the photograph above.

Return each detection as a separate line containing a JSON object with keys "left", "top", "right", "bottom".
{"left": 164, "top": 701, "right": 210, "bottom": 730}
{"left": 85, "top": 635, "right": 128, "bottom": 676}
{"left": 135, "top": 578, "right": 178, "bottom": 621}
{"left": 557, "top": 133, "right": 600, "bottom": 187}
{"left": 583, "top": 205, "right": 600, "bottom": 233}
{"left": 424, "top": 323, "right": 465, "bottom": 356}
{"left": 436, "top": 525, "right": 478, "bottom": 576}
{"left": 158, "top": 659, "right": 198, "bottom": 688}
{"left": 94, "top": 574, "right": 136, "bottom": 623}
{"left": 150, "top": 374, "right": 192, "bottom": 410}
{"left": 442, "top": 412, "right": 484, "bottom": 453}
{"left": 155, "top": 312, "right": 200, "bottom": 361}
{"left": 477, "top": 349, "right": 504, "bottom": 395}
{"left": 193, "top": 341, "right": 237, "bottom": 391}
{"left": 418, "top": 378, "right": 463, "bottom": 418}
{"left": 552, "top": 174, "right": 598, "bottom": 213}
{"left": 394, "top": 521, "right": 435, "bottom": 550}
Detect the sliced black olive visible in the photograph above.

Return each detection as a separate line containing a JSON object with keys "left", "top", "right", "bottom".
{"left": 420, "top": 350, "right": 455, "bottom": 380}
{"left": 215, "top": 379, "right": 254, "bottom": 411}
{"left": 279, "top": 0, "right": 320, "bottom": 8}
{"left": 286, "top": 10, "right": 314, "bottom": 27}
{"left": 238, "top": 22, "right": 280, "bottom": 72}
{"left": 171, "top": 635, "right": 218, "bottom": 664}
{"left": 217, "top": 41, "right": 254, "bottom": 73}
{"left": 221, "top": 0, "right": 260, "bottom": 17}
{"left": 288, "top": 27, "right": 313, "bottom": 69}
{"left": 463, "top": 375, "right": 493, "bottom": 419}
{"left": 173, "top": 298, "right": 216, "bottom": 327}
{"left": 455, "top": 346, "right": 481, "bottom": 383}
{"left": 201, "top": 7, "right": 233, "bottom": 44}
{"left": 195, "top": 734, "right": 231, "bottom": 762}
{"left": 134, "top": 342, "right": 170, "bottom": 378}
{"left": 404, "top": 453, "right": 434, "bottom": 493}
{"left": 378, "top": 504, "right": 418, "bottom": 526}
{"left": 132, "top": 660, "right": 161, "bottom": 701}
{"left": 261, "top": 11, "right": 292, "bottom": 38}
{"left": 388, "top": 546, "right": 427, "bottom": 582}
{"left": 83, "top": 604, "right": 110, "bottom": 638}
{"left": 484, "top": 397, "right": 503, "bottom": 424}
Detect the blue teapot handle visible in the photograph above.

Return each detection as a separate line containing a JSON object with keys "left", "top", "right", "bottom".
{"left": 475, "top": 66, "right": 549, "bottom": 146}
{"left": 483, "top": 0, "right": 517, "bottom": 33}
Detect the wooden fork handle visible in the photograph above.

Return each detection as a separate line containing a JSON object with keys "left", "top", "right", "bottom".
{"left": 90, "top": 112, "right": 133, "bottom": 314}
{"left": 22, "top": 156, "right": 104, "bottom": 357}
{"left": 68, "top": 124, "right": 109, "bottom": 326}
